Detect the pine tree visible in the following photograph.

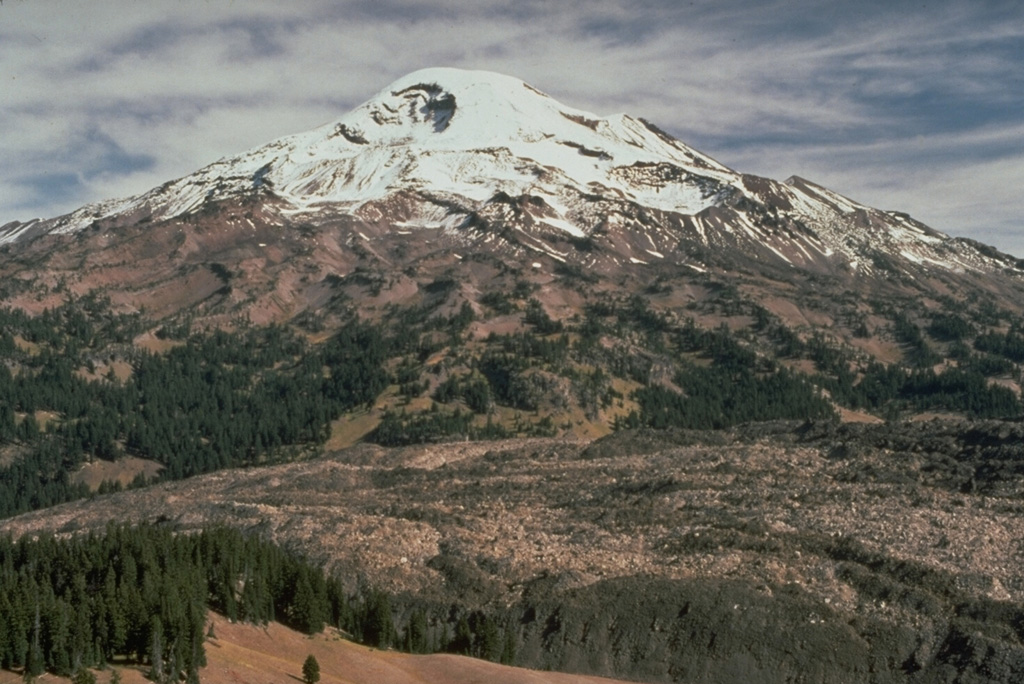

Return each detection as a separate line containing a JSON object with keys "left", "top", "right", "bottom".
{"left": 301, "top": 654, "right": 320, "bottom": 684}
{"left": 166, "top": 648, "right": 179, "bottom": 684}
{"left": 148, "top": 617, "right": 164, "bottom": 684}
{"left": 25, "top": 605, "right": 45, "bottom": 681}
{"left": 450, "top": 615, "right": 472, "bottom": 655}
{"left": 500, "top": 627, "right": 517, "bottom": 665}
{"left": 291, "top": 570, "right": 326, "bottom": 634}
{"left": 406, "top": 609, "right": 428, "bottom": 654}
{"left": 437, "top": 621, "right": 449, "bottom": 654}
{"left": 478, "top": 616, "right": 501, "bottom": 662}
{"left": 72, "top": 668, "right": 97, "bottom": 684}
{"left": 361, "top": 591, "right": 394, "bottom": 648}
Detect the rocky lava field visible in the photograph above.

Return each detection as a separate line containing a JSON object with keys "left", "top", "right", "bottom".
{"left": 6, "top": 420, "right": 1024, "bottom": 683}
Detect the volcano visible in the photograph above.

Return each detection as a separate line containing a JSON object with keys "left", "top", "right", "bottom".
{"left": 3, "top": 68, "right": 1021, "bottom": 284}
{"left": 4, "top": 69, "right": 1024, "bottom": 684}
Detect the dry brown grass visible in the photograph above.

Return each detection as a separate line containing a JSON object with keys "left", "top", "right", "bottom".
{"left": 133, "top": 332, "right": 185, "bottom": 355}
{"left": 71, "top": 457, "right": 164, "bottom": 491}
{"left": 12, "top": 335, "right": 40, "bottom": 355}
{"left": 0, "top": 612, "right": 631, "bottom": 684}
{"left": 836, "top": 406, "right": 885, "bottom": 423}
{"left": 326, "top": 411, "right": 382, "bottom": 450}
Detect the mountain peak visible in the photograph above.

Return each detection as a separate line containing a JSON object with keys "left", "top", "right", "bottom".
{"left": 326, "top": 66, "right": 572, "bottom": 148}
{"left": 379, "top": 66, "right": 546, "bottom": 106}
{"left": 381, "top": 65, "right": 539, "bottom": 96}
{"left": 11, "top": 66, "right": 730, "bottom": 239}
{"left": 1, "top": 68, "right": 1020, "bottom": 285}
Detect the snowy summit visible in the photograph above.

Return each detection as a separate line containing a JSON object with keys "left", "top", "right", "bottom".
{"left": 27, "top": 68, "right": 733, "bottom": 234}
{"left": 2, "top": 68, "right": 1019, "bottom": 279}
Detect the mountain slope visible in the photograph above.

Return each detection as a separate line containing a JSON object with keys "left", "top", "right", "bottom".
{"left": 3, "top": 67, "right": 1021, "bottom": 285}
{"left": 1, "top": 68, "right": 1023, "bottom": 453}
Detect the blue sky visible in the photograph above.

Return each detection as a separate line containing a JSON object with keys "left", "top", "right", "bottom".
{"left": 2, "top": 0, "right": 1022, "bottom": 255}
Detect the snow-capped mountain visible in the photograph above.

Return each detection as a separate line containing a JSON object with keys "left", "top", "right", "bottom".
{"left": 4, "top": 67, "right": 1019, "bottom": 279}
{"left": 5, "top": 69, "right": 731, "bottom": 235}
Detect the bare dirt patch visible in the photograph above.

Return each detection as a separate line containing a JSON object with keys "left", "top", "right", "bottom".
{"left": 848, "top": 334, "right": 903, "bottom": 364}
{"left": 134, "top": 331, "right": 185, "bottom": 354}
{"left": 12, "top": 335, "right": 40, "bottom": 355}
{"left": 71, "top": 457, "right": 164, "bottom": 491}
{"left": 836, "top": 407, "right": 885, "bottom": 423}
{"left": 326, "top": 410, "right": 382, "bottom": 450}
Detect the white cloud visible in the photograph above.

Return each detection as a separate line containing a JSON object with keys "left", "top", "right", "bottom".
{"left": 1, "top": 0, "right": 1021, "bottom": 256}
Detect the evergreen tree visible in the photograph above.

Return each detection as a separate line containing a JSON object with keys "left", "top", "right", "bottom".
{"left": 290, "top": 569, "right": 327, "bottom": 634}
{"left": 26, "top": 605, "right": 45, "bottom": 681}
{"left": 478, "top": 615, "right": 501, "bottom": 662}
{"left": 361, "top": 590, "right": 394, "bottom": 648}
{"left": 72, "top": 667, "right": 97, "bottom": 684}
{"left": 450, "top": 614, "right": 472, "bottom": 655}
{"left": 406, "top": 609, "right": 429, "bottom": 654}
{"left": 500, "top": 626, "right": 517, "bottom": 665}
{"left": 148, "top": 617, "right": 164, "bottom": 683}
{"left": 302, "top": 654, "right": 320, "bottom": 684}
